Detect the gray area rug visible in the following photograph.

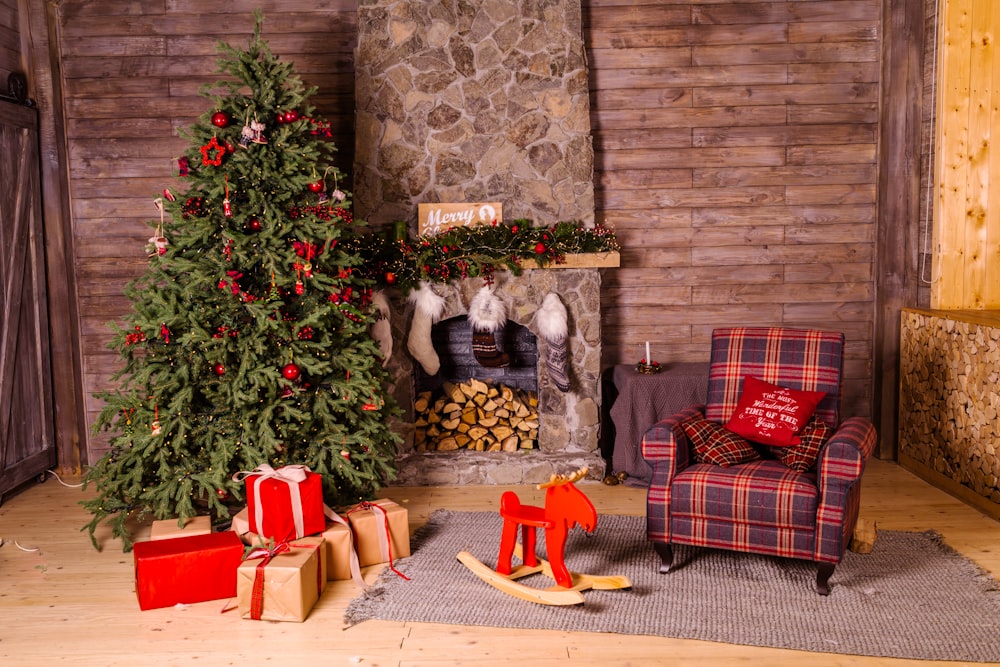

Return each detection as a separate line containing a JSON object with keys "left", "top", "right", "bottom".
{"left": 345, "top": 510, "right": 1000, "bottom": 662}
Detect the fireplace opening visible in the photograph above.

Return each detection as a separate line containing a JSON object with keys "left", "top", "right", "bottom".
{"left": 413, "top": 316, "right": 539, "bottom": 452}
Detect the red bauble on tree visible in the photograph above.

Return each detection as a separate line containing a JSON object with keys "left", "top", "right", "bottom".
{"left": 211, "top": 111, "right": 231, "bottom": 128}
{"left": 307, "top": 180, "right": 324, "bottom": 193}
{"left": 283, "top": 109, "right": 299, "bottom": 123}
{"left": 281, "top": 362, "right": 301, "bottom": 380}
{"left": 212, "top": 363, "right": 225, "bottom": 376}
{"left": 245, "top": 217, "right": 262, "bottom": 232}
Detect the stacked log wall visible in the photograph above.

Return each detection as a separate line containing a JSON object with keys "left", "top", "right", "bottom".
{"left": 899, "top": 308, "right": 1000, "bottom": 519}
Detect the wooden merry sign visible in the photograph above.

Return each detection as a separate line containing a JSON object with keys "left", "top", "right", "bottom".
{"left": 418, "top": 202, "right": 502, "bottom": 236}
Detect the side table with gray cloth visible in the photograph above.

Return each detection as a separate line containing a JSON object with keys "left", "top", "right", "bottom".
{"left": 609, "top": 362, "right": 709, "bottom": 486}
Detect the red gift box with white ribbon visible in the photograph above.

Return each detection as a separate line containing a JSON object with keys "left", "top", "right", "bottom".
{"left": 233, "top": 464, "right": 326, "bottom": 544}
{"left": 133, "top": 531, "right": 244, "bottom": 610}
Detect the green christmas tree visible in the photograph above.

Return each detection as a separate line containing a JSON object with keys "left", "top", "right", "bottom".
{"left": 82, "top": 14, "right": 400, "bottom": 550}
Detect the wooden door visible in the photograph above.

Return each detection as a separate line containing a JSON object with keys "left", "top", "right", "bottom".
{"left": 0, "top": 99, "right": 56, "bottom": 502}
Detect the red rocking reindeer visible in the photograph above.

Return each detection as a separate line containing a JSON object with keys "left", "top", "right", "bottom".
{"left": 457, "top": 467, "right": 632, "bottom": 606}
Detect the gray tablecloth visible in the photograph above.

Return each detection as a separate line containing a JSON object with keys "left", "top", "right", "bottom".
{"left": 609, "top": 362, "right": 708, "bottom": 486}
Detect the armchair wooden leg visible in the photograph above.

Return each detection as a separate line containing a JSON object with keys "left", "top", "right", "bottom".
{"left": 653, "top": 542, "right": 674, "bottom": 574}
{"left": 816, "top": 562, "right": 835, "bottom": 595}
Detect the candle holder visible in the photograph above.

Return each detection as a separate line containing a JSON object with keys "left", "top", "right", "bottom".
{"left": 636, "top": 359, "right": 661, "bottom": 374}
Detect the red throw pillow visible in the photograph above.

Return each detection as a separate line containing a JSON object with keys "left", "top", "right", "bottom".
{"left": 681, "top": 416, "right": 760, "bottom": 468}
{"left": 766, "top": 416, "right": 832, "bottom": 472}
{"left": 724, "top": 376, "right": 825, "bottom": 447}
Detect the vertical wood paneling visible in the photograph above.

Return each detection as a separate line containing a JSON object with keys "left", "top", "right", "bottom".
{"left": 0, "top": 0, "right": 19, "bottom": 81}
{"left": 53, "top": 2, "right": 359, "bottom": 463}
{"left": 585, "top": 0, "right": 881, "bottom": 419}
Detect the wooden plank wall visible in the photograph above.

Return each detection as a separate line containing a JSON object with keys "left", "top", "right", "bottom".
{"left": 0, "top": 0, "right": 20, "bottom": 81}
{"left": 54, "top": 1, "right": 358, "bottom": 462}
{"left": 584, "top": 0, "right": 881, "bottom": 419}
{"left": 931, "top": 0, "right": 1000, "bottom": 309}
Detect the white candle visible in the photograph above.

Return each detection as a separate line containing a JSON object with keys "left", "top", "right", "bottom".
{"left": 645, "top": 341, "right": 651, "bottom": 363}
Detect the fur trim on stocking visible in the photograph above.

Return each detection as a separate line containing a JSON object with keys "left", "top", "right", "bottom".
{"left": 467, "top": 286, "right": 507, "bottom": 331}
{"left": 407, "top": 281, "right": 446, "bottom": 375}
{"left": 534, "top": 292, "right": 568, "bottom": 341}
{"left": 370, "top": 290, "right": 392, "bottom": 366}
{"left": 534, "top": 293, "right": 571, "bottom": 392}
{"left": 467, "top": 286, "right": 509, "bottom": 367}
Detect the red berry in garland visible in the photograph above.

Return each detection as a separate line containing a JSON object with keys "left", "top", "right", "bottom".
{"left": 281, "top": 363, "right": 301, "bottom": 380}
{"left": 535, "top": 242, "right": 546, "bottom": 254}
{"left": 384, "top": 271, "right": 396, "bottom": 285}
{"left": 211, "top": 111, "right": 231, "bottom": 128}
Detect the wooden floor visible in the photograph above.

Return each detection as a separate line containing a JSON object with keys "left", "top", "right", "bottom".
{"left": 0, "top": 458, "right": 997, "bottom": 666}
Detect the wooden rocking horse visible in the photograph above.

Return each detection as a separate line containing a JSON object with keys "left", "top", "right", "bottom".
{"left": 457, "top": 467, "right": 632, "bottom": 605}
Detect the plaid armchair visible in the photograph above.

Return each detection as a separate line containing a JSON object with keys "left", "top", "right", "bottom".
{"left": 642, "top": 327, "right": 877, "bottom": 594}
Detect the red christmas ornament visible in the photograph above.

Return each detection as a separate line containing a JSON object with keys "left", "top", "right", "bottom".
{"left": 534, "top": 242, "right": 546, "bottom": 254}
{"left": 295, "top": 280, "right": 304, "bottom": 295}
{"left": 283, "top": 109, "right": 300, "bottom": 123}
{"left": 384, "top": 271, "right": 396, "bottom": 285}
{"left": 340, "top": 449, "right": 351, "bottom": 460}
{"left": 246, "top": 217, "right": 263, "bottom": 232}
{"left": 307, "top": 180, "right": 324, "bottom": 193}
{"left": 211, "top": 111, "right": 231, "bottom": 128}
{"left": 216, "top": 488, "right": 230, "bottom": 500}
{"left": 200, "top": 136, "right": 226, "bottom": 166}
{"left": 213, "top": 363, "right": 225, "bottom": 376}
{"left": 281, "top": 363, "right": 301, "bottom": 380}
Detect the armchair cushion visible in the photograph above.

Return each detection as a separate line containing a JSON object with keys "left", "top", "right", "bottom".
{"left": 680, "top": 416, "right": 760, "bottom": 467}
{"left": 725, "top": 376, "right": 825, "bottom": 447}
{"left": 764, "top": 416, "right": 832, "bottom": 472}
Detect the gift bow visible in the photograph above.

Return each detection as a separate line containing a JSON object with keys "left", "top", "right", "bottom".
{"left": 232, "top": 464, "right": 311, "bottom": 540}
{"left": 243, "top": 540, "right": 322, "bottom": 621}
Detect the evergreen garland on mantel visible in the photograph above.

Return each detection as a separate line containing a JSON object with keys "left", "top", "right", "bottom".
{"left": 343, "top": 220, "right": 620, "bottom": 291}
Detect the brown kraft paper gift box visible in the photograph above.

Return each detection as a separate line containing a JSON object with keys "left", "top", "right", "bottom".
{"left": 149, "top": 515, "right": 212, "bottom": 541}
{"left": 344, "top": 498, "right": 410, "bottom": 567}
{"left": 236, "top": 536, "right": 326, "bottom": 622}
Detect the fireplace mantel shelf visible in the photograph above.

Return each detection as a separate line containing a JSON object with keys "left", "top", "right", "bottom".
{"left": 518, "top": 251, "right": 620, "bottom": 270}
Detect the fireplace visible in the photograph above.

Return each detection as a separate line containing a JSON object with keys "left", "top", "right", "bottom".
{"left": 383, "top": 268, "right": 606, "bottom": 485}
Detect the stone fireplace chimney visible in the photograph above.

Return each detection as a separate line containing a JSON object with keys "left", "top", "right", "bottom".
{"left": 353, "top": 0, "right": 606, "bottom": 484}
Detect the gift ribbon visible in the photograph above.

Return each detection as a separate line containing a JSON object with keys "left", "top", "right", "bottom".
{"left": 346, "top": 501, "right": 410, "bottom": 581}
{"left": 243, "top": 542, "right": 291, "bottom": 620}
{"left": 324, "top": 505, "right": 368, "bottom": 589}
{"left": 232, "top": 464, "right": 311, "bottom": 540}
{"left": 243, "top": 540, "right": 323, "bottom": 621}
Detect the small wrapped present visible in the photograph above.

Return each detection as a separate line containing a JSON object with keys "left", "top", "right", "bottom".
{"left": 318, "top": 510, "right": 365, "bottom": 585}
{"left": 133, "top": 531, "right": 244, "bottom": 610}
{"left": 236, "top": 536, "right": 326, "bottom": 622}
{"left": 344, "top": 498, "right": 410, "bottom": 569}
{"left": 149, "top": 515, "right": 212, "bottom": 541}
{"left": 233, "top": 464, "right": 325, "bottom": 543}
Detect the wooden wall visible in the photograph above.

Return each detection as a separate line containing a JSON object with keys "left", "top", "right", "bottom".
{"left": 585, "top": 0, "right": 881, "bottom": 420}
{"left": 931, "top": 0, "right": 1000, "bottom": 309}
{"left": 0, "top": 0, "right": 20, "bottom": 81}
{"left": 33, "top": 0, "right": 896, "bottom": 463}
{"left": 53, "top": 1, "right": 358, "bottom": 461}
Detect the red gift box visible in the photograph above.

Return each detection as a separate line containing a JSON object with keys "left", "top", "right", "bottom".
{"left": 133, "top": 531, "right": 244, "bottom": 610}
{"left": 236, "top": 464, "right": 325, "bottom": 543}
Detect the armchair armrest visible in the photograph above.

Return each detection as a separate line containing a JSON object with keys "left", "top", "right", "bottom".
{"left": 817, "top": 416, "right": 878, "bottom": 486}
{"left": 641, "top": 404, "right": 704, "bottom": 466}
{"left": 814, "top": 416, "right": 878, "bottom": 562}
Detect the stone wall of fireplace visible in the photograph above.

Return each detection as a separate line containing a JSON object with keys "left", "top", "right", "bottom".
{"left": 353, "top": 0, "right": 606, "bottom": 484}
{"left": 383, "top": 268, "right": 605, "bottom": 485}
{"left": 353, "top": 0, "right": 595, "bottom": 231}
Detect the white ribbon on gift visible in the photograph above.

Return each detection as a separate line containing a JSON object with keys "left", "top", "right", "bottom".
{"left": 232, "top": 464, "right": 311, "bottom": 540}
{"left": 323, "top": 505, "right": 367, "bottom": 588}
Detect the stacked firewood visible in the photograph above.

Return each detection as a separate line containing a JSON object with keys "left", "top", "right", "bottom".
{"left": 413, "top": 379, "right": 539, "bottom": 452}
